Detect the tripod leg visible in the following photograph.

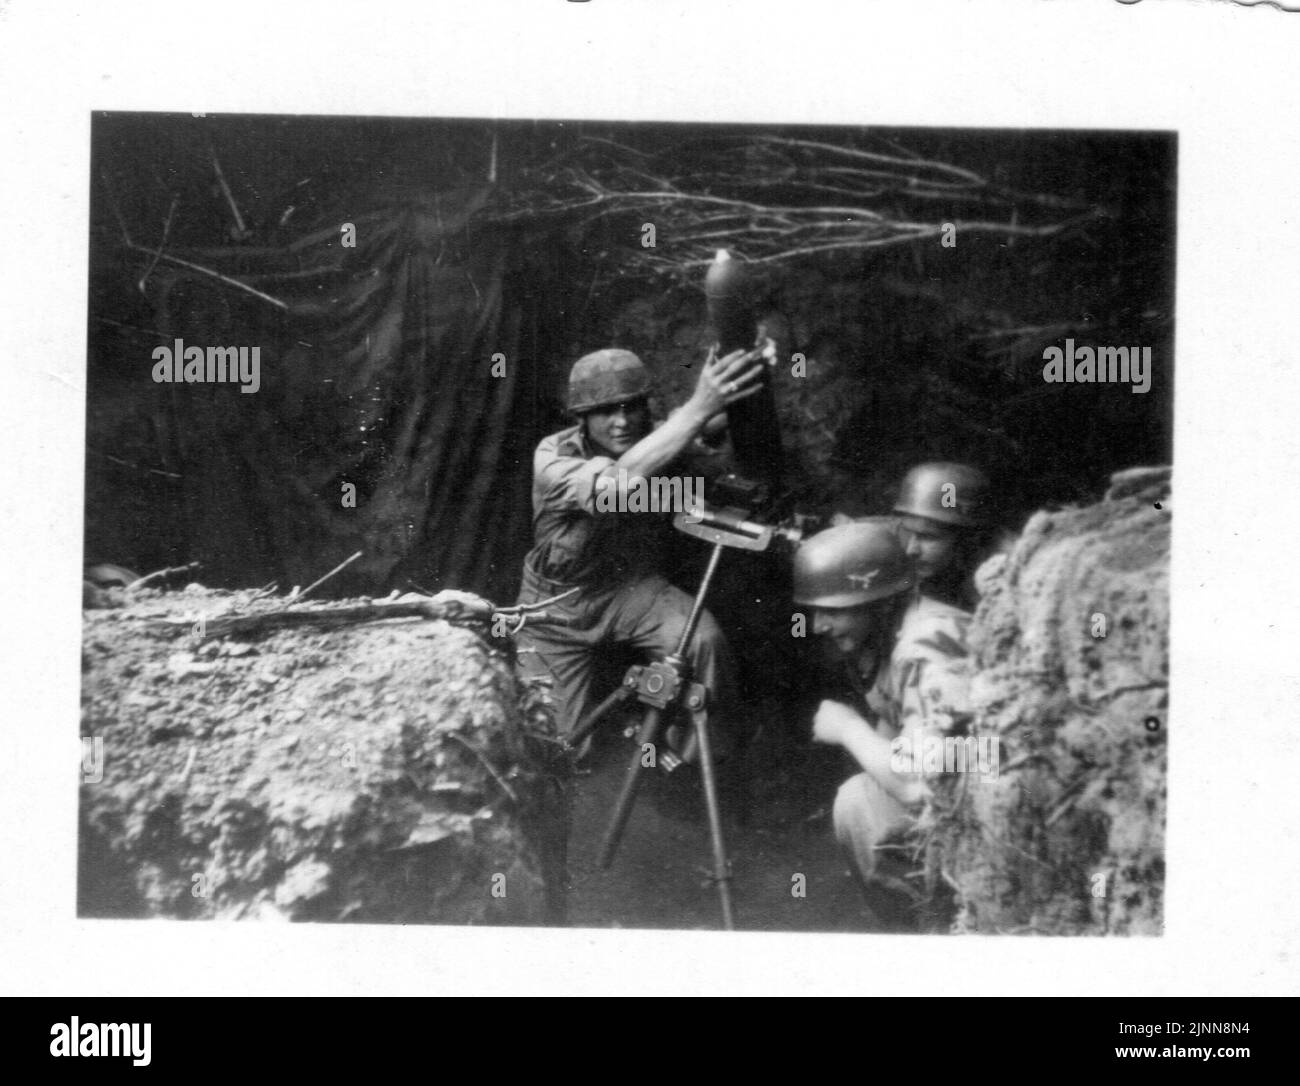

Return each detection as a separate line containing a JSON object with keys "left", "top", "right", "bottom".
{"left": 598, "top": 705, "right": 663, "bottom": 868}
{"left": 567, "top": 683, "right": 633, "bottom": 749}
{"left": 692, "top": 710, "right": 736, "bottom": 930}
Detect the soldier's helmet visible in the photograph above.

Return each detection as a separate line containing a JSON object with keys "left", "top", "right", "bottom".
{"left": 793, "top": 520, "right": 915, "bottom": 608}
{"left": 893, "top": 462, "right": 991, "bottom": 528}
{"left": 567, "top": 349, "right": 652, "bottom": 414}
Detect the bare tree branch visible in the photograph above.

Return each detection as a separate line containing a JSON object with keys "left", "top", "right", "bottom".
{"left": 481, "top": 134, "right": 1108, "bottom": 280}
{"left": 120, "top": 240, "right": 290, "bottom": 310}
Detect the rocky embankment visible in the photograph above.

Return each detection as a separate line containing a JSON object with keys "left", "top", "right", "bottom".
{"left": 79, "top": 587, "right": 567, "bottom": 924}
{"left": 930, "top": 467, "right": 1170, "bottom": 934}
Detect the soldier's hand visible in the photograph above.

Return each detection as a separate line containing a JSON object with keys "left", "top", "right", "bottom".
{"left": 812, "top": 699, "right": 863, "bottom": 747}
{"left": 689, "top": 343, "right": 765, "bottom": 421}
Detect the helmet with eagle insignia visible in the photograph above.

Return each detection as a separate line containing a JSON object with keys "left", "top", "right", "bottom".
{"left": 792, "top": 520, "right": 915, "bottom": 608}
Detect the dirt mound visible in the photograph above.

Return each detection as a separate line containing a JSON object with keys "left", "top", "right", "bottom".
{"left": 79, "top": 587, "right": 567, "bottom": 924}
{"left": 930, "top": 467, "right": 1170, "bottom": 934}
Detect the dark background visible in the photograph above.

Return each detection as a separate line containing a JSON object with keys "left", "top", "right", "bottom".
{"left": 85, "top": 114, "right": 1175, "bottom": 697}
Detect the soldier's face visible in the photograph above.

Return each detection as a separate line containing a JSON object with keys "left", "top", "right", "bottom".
{"left": 811, "top": 604, "right": 878, "bottom": 657}
{"left": 584, "top": 398, "right": 650, "bottom": 458}
{"left": 897, "top": 515, "right": 958, "bottom": 583}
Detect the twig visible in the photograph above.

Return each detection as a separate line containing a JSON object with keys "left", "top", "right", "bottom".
{"left": 750, "top": 135, "right": 988, "bottom": 187}
{"left": 166, "top": 595, "right": 496, "bottom": 642}
{"left": 447, "top": 733, "right": 518, "bottom": 804}
{"left": 502, "top": 609, "right": 565, "bottom": 632}
{"left": 91, "top": 450, "right": 183, "bottom": 480}
{"left": 120, "top": 240, "right": 289, "bottom": 310}
{"left": 1044, "top": 773, "right": 1093, "bottom": 828}
{"left": 978, "top": 824, "right": 1055, "bottom": 869}
{"left": 576, "top": 135, "right": 655, "bottom": 160}
{"left": 488, "top": 135, "right": 1107, "bottom": 287}
{"left": 1070, "top": 681, "right": 1168, "bottom": 716}
{"left": 210, "top": 143, "right": 251, "bottom": 240}
{"left": 501, "top": 587, "right": 579, "bottom": 614}
{"left": 128, "top": 561, "right": 200, "bottom": 591}
{"left": 176, "top": 745, "right": 197, "bottom": 785}
{"left": 99, "top": 171, "right": 271, "bottom": 311}
{"left": 294, "top": 551, "right": 362, "bottom": 602}
{"left": 96, "top": 317, "right": 172, "bottom": 341}
{"left": 99, "top": 169, "right": 133, "bottom": 246}
{"left": 998, "top": 752, "right": 1050, "bottom": 774}
{"left": 137, "top": 194, "right": 180, "bottom": 294}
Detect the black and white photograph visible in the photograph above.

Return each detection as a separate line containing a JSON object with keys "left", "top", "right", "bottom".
{"left": 78, "top": 113, "right": 1173, "bottom": 935}
{"left": 3, "top": 0, "right": 1298, "bottom": 1008}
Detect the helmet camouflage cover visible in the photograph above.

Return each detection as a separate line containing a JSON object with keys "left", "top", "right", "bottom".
{"left": 567, "top": 348, "right": 652, "bottom": 414}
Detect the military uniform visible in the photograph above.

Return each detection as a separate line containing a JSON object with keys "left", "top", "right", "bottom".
{"left": 514, "top": 423, "right": 736, "bottom": 739}
{"left": 831, "top": 593, "right": 973, "bottom": 880}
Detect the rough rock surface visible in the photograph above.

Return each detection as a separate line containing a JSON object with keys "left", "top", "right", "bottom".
{"left": 79, "top": 587, "right": 567, "bottom": 924}
{"left": 930, "top": 467, "right": 1170, "bottom": 934}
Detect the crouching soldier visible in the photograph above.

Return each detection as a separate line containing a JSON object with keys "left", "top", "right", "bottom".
{"left": 514, "top": 344, "right": 765, "bottom": 757}
{"left": 794, "top": 522, "right": 974, "bottom": 911}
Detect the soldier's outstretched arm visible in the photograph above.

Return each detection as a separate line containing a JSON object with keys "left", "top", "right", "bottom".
{"left": 812, "top": 699, "right": 927, "bottom": 807}
{"left": 615, "top": 346, "right": 763, "bottom": 479}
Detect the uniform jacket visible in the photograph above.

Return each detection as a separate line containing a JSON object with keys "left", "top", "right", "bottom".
{"left": 860, "top": 594, "right": 974, "bottom": 748}
{"left": 523, "top": 424, "right": 673, "bottom": 588}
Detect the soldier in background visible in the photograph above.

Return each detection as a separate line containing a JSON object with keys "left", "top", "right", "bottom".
{"left": 892, "top": 461, "right": 995, "bottom": 611}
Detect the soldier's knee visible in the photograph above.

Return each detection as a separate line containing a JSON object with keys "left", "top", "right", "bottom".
{"left": 833, "top": 774, "right": 886, "bottom": 844}
{"left": 692, "top": 610, "right": 728, "bottom": 653}
{"left": 657, "top": 605, "right": 727, "bottom": 662}
{"left": 833, "top": 774, "right": 866, "bottom": 828}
